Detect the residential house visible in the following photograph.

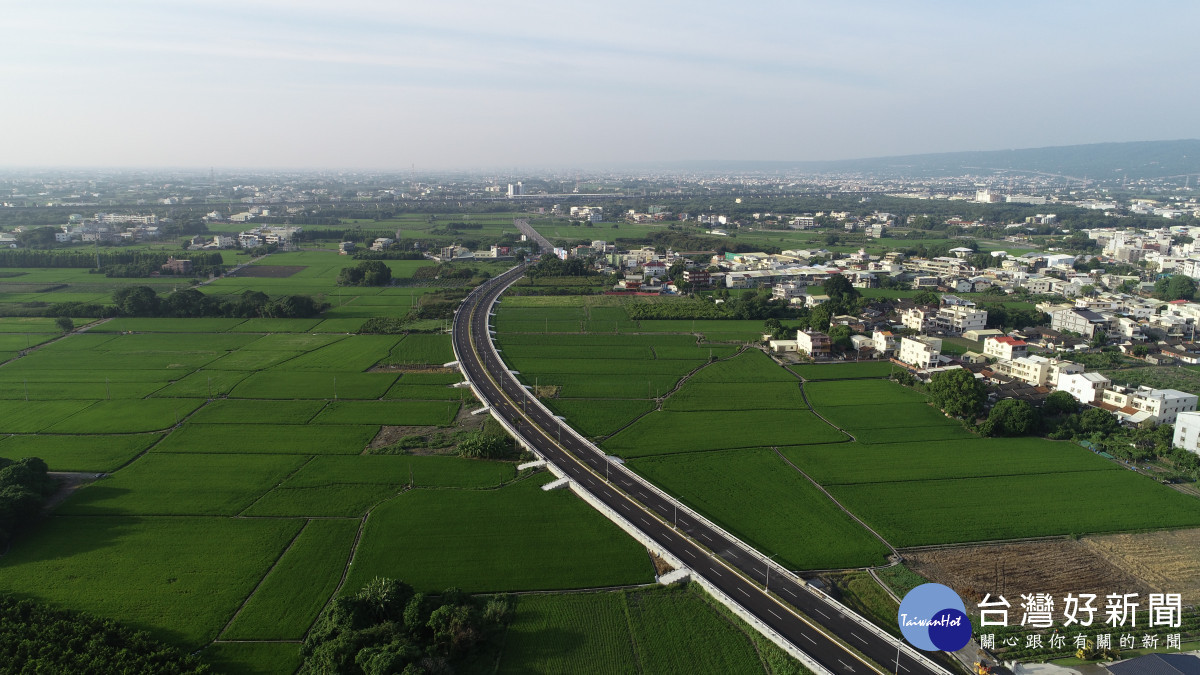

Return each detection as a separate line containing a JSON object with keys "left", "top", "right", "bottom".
{"left": 983, "top": 336, "right": 1028, "bottom": 361}
{"left": 871, "top": 330, "right": 897, "bottom": 354}
{"left": 796, "top": 331, "right": 831, "bottom": 358}
{"left": 1173, "top": 411, "right": 1200, "bottom": 454}
{"left": 1050, "top": 308, "right": 1110, "bottom": 338}
{"left": 898, "top": 336, "right": 942, "bottom": 369}
{"left": 1102, "top": 386, "right": 1198, "bottom": 425}
{"left": 1056, "top": 372, "right": 1110, "bottom": 405}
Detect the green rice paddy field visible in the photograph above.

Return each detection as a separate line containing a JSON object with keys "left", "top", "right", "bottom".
{"left": 0, "top": 252, "right": 684, "bottom": 674}
{"left": 492, "top": 299, "right": 1200, "bottom": 572}
{"left": 6, "top": 251, "right": 1200, "bottom": 674}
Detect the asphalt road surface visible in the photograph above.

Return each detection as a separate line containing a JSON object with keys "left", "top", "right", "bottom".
{"left": 452, "top": 264, "right": 955, "bottom": 675}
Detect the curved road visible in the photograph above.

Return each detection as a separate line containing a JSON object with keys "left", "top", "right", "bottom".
{"left": 452, "top": 264, "right": 956, "bottom": 675}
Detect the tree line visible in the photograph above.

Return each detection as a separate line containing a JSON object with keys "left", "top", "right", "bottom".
{"left": 48, "top": 286, "right": 327, "bottom": 319}
{"left": 0, "top": 249, "right": 223, "bottom": 270}
{"left": 0, "top": 595, "right": 208, "bottom": 674}
{"left": 302, "top": 577, "right": 510, "bottom": 674}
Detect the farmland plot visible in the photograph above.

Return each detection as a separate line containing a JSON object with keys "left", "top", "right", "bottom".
{"left": 311, "top": 400, "right": 460, "bottom": 426}
{"left": 0, "top": 400, "right": 97, "bottom": 433}
{"left": 242, "top": 483, "right": 398, "bottom": 518}
{"left": 790, "top": 361, "right": 895, "bottom": 380}
{"left": 780, "top": 438, "right": 1120, "bottom": 485}
{"left": 686, "top": 349, "right": 796, "bottom": 383}
{"left": 662, "top": 382, "right": 806, "bottom": 412}
{"left": 281, "top": 454, "right": 515, "bottom": 489}
{"left": 603, "top": 409, "right": 847, "bottom": 457}
{"left": 343, "top": 474, "right": 653, "bottom": 594}
{"left": 0, "top": 516, "right": 303, "bottom": 646}
{"left": 230, "top": 371, "right": 397, "bottom": 399}
{"left": 0, "top": 433, "right": 162, "bottom": 472}
{"left": 544, "top": 398, "right": 656, "bottom": 437}
{"left": 804, "top": 379, "right": 927, "bottom": 407}
{"left": 57, "top": 453, "right": 306, "bottom": 516}
{"left": 200, "top": 643, "right": 302, "bottom": 675}
{"left": 277, "top": 335, "right": 402, "bottom": 372}
{"left": 44, "top": 398, "right": 206, "bottom": 433}
{"left": 379, "top": 334, "right": 455, "bottom": 366}
{"left": 629, "top": 448, "right": 891, "bottom": 570}
{"left": 154, "top": 423, "right": 378, "bottom": 455}
{"left": 496, "top": 592, "right": 638, "bottom": 675}
{"left": 221, "top": 519, "right": 359, "bottom": 640}
{"left": 187, "top": 399, "right": 326, "bottom": 424}
{"left": 829, "top": 470, "right": 1200, "bottom": 547}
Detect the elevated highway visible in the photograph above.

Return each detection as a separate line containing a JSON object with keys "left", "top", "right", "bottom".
{"left": 451, "top": 264, "right": 957, "bottom": 675}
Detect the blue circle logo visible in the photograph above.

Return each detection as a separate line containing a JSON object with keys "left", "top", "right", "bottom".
{"left": 897, "top": 583, "right": 971, "bottom": 652}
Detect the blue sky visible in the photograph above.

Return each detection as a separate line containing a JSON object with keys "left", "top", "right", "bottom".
{"left": 2, "top": 0, "right": 1196, "bottom": 169}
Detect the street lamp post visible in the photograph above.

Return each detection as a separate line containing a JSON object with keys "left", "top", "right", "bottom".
{"left": 765, "top": 553, "right": 779, "bottom": 592}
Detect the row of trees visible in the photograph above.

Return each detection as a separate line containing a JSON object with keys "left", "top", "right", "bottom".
{"left": 525, "top": 254, "right": 597, "bottom": 278}
{"left": 302, "top": 577, "right": 510, "bottom": 674}
{"left": 0, "top": 595, "right": 208, "bottom": 673}
{"left": 0, "top": 249, "right": 223, "bottom": 270}
{"left": 0, "top": 457, "right": 56, "bottom": 547}
{"left": 47, "top": 287, "right": 327, "bottom": 319}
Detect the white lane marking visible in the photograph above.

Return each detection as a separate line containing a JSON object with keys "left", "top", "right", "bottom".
{"left": 782, "top": 587, "right": 797, "bottom": 597}
{"left": 709, "top": 567, "right": 722, "bottom": 577}
{"left": 619, "top": 503, "right": 629, "bottom": 511}
{"left": 637, "top": 491, "right": 648, "bottom": 499}
{"left": 640, "top": 517, "right": 652, "bottom": 526}
{"left": 801, "top": 633, "right": 816, "bottom": 645}
{"left": 837, "top": 660, "right": 855, "bottom": 672}
{"left": 683, "top": 549, "right": 695, "bottom": 558}
{"left": 851, "top": 632, "right": 865, "bottom": 643}
{"left": 699, "top": 532, "right": 712, "bottom": 542}
{"left": 738, "top": 587, "right": 750, "bottom": 597}
{"left": 768, "top": 609, "right": 783, "bottom": 620}
{"left": 814, "top": 607, "right": 829, "bottom": 619}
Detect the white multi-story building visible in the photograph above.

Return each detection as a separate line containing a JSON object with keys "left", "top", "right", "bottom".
{"left": 983, "top": 336, "right": 1028, "bottom": 361}
{"left": 1056, "top": 372, "right": 1110, "bottom": 405}
{"left": 1102, "top": 386, "right": 1198, "bottom": 425}
{"left": 899, "top": 336, "right": 942, "bottom": 369}
{"left": 902, "top": 307, "right": 934, "bottom": 332}
{"left": 871, "top": 329, "right": 897, "bottom": 354}
{"left": 1173, "top": 411, "right": 1200, "bottom": 454}
{"left": 935, "top": 302, "right": 988, "bottom": 334}
{"left": 992, "top": 356, "right": 1083, "bottom": 387}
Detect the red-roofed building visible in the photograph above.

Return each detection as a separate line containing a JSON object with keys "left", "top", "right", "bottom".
{"left": 983, "top": 335, "right": 1028, "bottom": 360}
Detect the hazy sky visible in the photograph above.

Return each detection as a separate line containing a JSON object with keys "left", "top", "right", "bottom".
{"left": 3, "top": 0, "right": 1197, "bottom": 169}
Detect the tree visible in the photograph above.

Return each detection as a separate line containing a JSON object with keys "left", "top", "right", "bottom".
{"left": 809, "top": 304, "right": 832, "bottom": 331}
{"left": 338, "top": 260, "right": 393, "bottom": 286}
{"left": 828, "top": 324, "right": 853, "bottom": 350}
{"left": 1079, "top": 407, "right": 1119, "bottom": 436}
{"left": 1042, "top": 390, "right": 1079, "bottom": 416}
{"left": 1090, "top": 328, "right": 1108, "bottom": 348}
{"left": 112, "top": 285, "right": 161, "bottom": 316}
{"left": 1154, "top": 275, "right": 1197, "bottom": 301}
{"left": 927, "top": 368, "right": 987, "bottom": 420}
{"left": 17, "top": 227, "right": 58, "bottom": 249}
{"left": 54, "top": 316, "right": 73, "bottom": 333}
{"left": 985, "top": 398, "right": 1039, "bottom": 436}
{"left": 912, "top": 290, "right": 940, "bottom": 306}
{"left": 822, "top": 274, "right": 859, "bottom": 305}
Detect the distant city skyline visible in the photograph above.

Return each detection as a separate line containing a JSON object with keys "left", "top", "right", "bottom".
{"left": 3, "top": 0, "right": 1198, "bottom": 170}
